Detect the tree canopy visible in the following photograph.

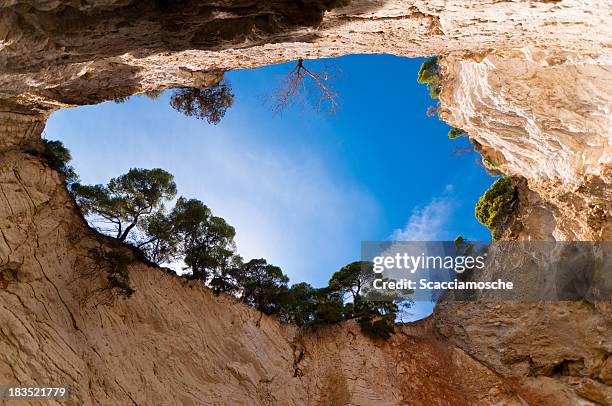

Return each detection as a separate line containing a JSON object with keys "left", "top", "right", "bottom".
{"left": 329, "top": 261, "right": 374, "bottom": 312}
{"left": 72, "top": 168, "right": 177, "bottom": 242}
{"left": 138, "top": 211, "right": 177, "bottom": 264}
{"left": 42, "top": 139, "right": 78, "bottom": 184}
{"left": 57, "top": 141, "right": 402, "bottom": 339}
{"left": 475, "top": 176, "right": 516, "bottom": 240}
{"left": 169, "top": 197, "right": 238, "bottom": 283}
{"left": 417, "top": 57, "right": 442, "bottom": 99}
{"left": 169, "top": 80, "right": 234, "bottom": 124}
{"left": 328, "top": 261, "right": 403, "bottom": 338}
{"left": 237, "top": 258, "right": 289, "bottom": 315}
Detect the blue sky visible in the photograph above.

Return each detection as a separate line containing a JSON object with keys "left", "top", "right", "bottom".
{"left": 45, "top": 54, "right": 493, "bottom": 319}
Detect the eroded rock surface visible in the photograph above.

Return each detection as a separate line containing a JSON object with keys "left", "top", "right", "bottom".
{"left": 0, "top": 115, "right": 529, "bottom": 404}
{"left": 1, "top": 0, "right": 610, "bottom": 110}
{"left": 0, "top": 0, "right": 611, "bottom": 404}
{"left": 439, "top": 50, "right": 611, "bottom": 241}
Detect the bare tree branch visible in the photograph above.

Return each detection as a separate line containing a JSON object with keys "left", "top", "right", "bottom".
{"left": 269, "top": 58, "right": 340, "bottom": 114}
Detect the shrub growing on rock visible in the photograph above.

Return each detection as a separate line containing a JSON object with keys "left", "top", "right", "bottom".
{"left": 89, "top": 247, "right": 135, "bottom": 300}
{"left": 358, "top": 315, "right": 395, "bottom": 340}
{"left": 41, "top": 139, "right": 78, "bottom": 184}
{"left": 417, "top": 57, "right": 442, "bottom": 99}
{"left": 448, "top": 127, "right": 467, "bottom": 139}
{"left": 475, "top": 177, "right": 517, "bottom": 240}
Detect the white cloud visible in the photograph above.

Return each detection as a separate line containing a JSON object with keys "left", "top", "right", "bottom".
{"left": 390, "top": 188, "right": 455, "bottom": 241}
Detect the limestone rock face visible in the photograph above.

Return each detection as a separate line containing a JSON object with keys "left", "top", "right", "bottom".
{"left": 433, "top": 239, "right": 612, "bottom": 405}
{"left": 439, "top": 50, "right": 612, "bottom": 240}
{"left": 0, "top": 1, "right": 611, "bottom": 405}
{"left": 0, "top": 116, "right": 527, "bottom": 404}
{"left": 1, "top": 0, "right": 610, "bottom": 110}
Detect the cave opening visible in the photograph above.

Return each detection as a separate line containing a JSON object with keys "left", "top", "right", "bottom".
{"left": 44, "top": 54, "right": 496, "bottom": 321}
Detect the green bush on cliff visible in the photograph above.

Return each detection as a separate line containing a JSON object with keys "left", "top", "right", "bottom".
{"left": 328, "top": 261, "right": 400, "bottom": 340}
{"left": 448, "top": 127, "right": 467, "bottom": 139}
{"left": 358, "top": 315, "right": 395, "bottom": 340}
{"left": 417, "top": 57, "right": 442, "bottom": 99}
{"left": 42, "top": 139, "right": 78, "bottom": 184}
{"left": 475, "top": 177, "right": 516, "bottom": 240}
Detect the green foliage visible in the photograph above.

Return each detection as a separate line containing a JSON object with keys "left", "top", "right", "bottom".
{"left": 237, "top": 258, "right": 289, "bottom": 315}
{"left": 90, "top": 248, "right": 135, "bottom": 299}
{"left": 41, "top": 139, "right": 78, "bottom": 184}
{"left": 417, "top": 57, "right": 439, "bottom": 83}
{"left": 72, "top": 168, "right": 177, "bottom": 242}
{"left": 326, "top": 261, "right": 399, "bottom": 339}
{"left": 328, "top": 261, "right": 373, "bottom": 310}
{"left": 417, "top": 57, "right": 441, "bottom": 99}
{"left": 209, "top": 252, "right": 242, "bottom": 296}
{"left": 448, "top": 127, "right": 467, "bottom": 139}
{"left": 274, "top": 283, "right": 348, "bottom": 327}
{"left": 170, "top": 197, "right": 238, "bottom": 285}
{"left": 277, "top": 282, "right": 317, "bottom": 326}
{"left": 311, "top": 287, "right": 346, "bottom": 325}
{"left": 170, "top": 197, "right": 212, "bottom": 234}
{"left": 358, "top": 314, "right": 395, "bottom": 340}
{"left": 475, "top": 177, "right": 516, "bottom": 240}
{"left": 169, "top": 197, "right": 213, "bottom": 277}
{"left": 169, "top": 80, "right": 234, "bottom": 124}
{"left": 139, "top": 211, "right": 177, "bottom": 264}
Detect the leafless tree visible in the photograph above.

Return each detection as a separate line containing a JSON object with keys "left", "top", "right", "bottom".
{"left": 270, "top": 58, "right": 340, "bottom": 114}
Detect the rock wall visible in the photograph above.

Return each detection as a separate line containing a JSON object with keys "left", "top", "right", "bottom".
{"left": 0, "top": 115, "right": 529, "bottom": 404}
{"left": 439, "top": 50, "right": 611, "bottom": 241}
{"left": 2, "top": 0, "right": 610, "bottom": 110}
{"left": 0, "top": 0, "right": 611, "bottom": 405}
{"left": 433, "top": 238, "right": 612, "bottom": 405}
{"left": 2, "top": 0, "right": 610, "bottom": 239}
